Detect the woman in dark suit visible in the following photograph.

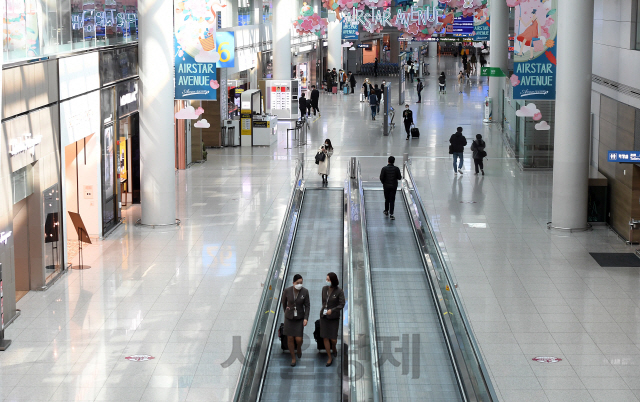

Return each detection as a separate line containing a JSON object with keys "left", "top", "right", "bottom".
{"left": 282, "top": 274, "right": 310, "bottom": 367}
{"left": 319, "top": 272, "right": 345, "bottom": 366}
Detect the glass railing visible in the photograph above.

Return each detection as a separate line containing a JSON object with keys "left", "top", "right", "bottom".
{"left": 403, "top": 162, "right": 499, "bottom": 402}
{"left": 232, "top": 159, "right": 305, "bottom": 402}
{"left": 344, "top": 158, "right": 382, "bottom": 402}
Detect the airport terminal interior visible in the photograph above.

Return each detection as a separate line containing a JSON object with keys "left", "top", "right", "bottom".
{"left": 2, "top": 0, "right": 640, "bottom": 401}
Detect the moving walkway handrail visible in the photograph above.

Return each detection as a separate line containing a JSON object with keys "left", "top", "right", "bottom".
{"left": 233, "top": 159, "right": 305, "bottom": 402}
{"left": 402, "top": 162, "right": 498, "bottom": 402}
{"left": 346, "top": 159, "right": 383, "bottom": 402}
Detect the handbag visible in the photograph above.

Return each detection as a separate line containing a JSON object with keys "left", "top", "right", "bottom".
{"left": 448, "top": 145, "right": 454, "bottom": 155}
{"left": 315, "top": 151, "right": 326, "bottom": 164}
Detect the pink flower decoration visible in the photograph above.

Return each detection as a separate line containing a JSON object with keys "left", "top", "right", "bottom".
{"left": 210, "top": 80, "right": 219, "bottom": 89}
{"left": 506, "top": 0, "right": 520, "bottom": 6}
{"left": 300, "top": 19, "right": 313, "bottom": 31}
{"left": 178, "top": 50, "right": 184, "bottom": 57}
{"left": 533, "top": 112, "right": 542, "bottom": 121}
{"left": 510, "top": 74, "right": 520, "bottom": 87}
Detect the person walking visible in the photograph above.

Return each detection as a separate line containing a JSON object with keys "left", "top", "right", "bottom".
{"left": 409, "top": 63, "right": 415, "bottom": 83}
{"left": 457, "top": 71, "right": 464, "bottom": 93}
{"left": 470, "top": 134, "right": 486, "bottom": 175}
{"left": 380, "top": 156, "right": 402, "bottom": 220}
{"left": 416, "top": 78, "right": 423, "bottom": 103}
{"left": 298, "top": 92, "right": 308, "bottom": 118}
{"left": 281, "top": 274, "right": 310, "bottom": 367}
{"left": 324, "top": 69, "right": 331, "bottom": 91}
{"left": 369, "top": 89, "right": 378, "bottom": 120}
{"left": 349, "top": 71, "right": 356, "bottom": 94}
{"left": 449, "top": 127, "right": 467, "bottom": 174}
{"left": 402, "top": 103, "right": 414, "bottom": 141}
{"left": 310, "top": 85, "right": 320, "bottom": 116}
{"left": 374, "top": 57, "right": 379, "bottom": 77}
{"left": 362, "top": 78, "right": 371, "bottom": 101}
{"left": 319, "top": 272, "right": 345, "bottom": 367}
{"left": 470, "top": 53, "right": 477, "bottom": 74}
{"left": 438, "top": 72, "right": 446, "bottom": 94}
{"left": 479, "top": 54, "right": 487, "bottom": 69}
{"left": 317, "top": 139, "right": 333, "bottom": 184}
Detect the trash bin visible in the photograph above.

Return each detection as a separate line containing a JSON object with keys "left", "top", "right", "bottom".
{"left": 220, "top": 126, "right": 228, "bottom": 147}
{"left": 228, "top": 127, "right": 236, "bottom": 147}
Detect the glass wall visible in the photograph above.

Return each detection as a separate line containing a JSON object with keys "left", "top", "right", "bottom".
{"left": 3, "top": 0, "right": 137, "bottom": 63}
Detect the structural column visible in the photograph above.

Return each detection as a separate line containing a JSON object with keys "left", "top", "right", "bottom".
{"left": 550, "top": 0, "right": 594, "bottom": 230}
{"left": 428, "top": 41, "right": 438, "bottom": 77}
{"left": 272, "top": 0, "right": 292, "bottom": 79}
{"left": 327, "top": 20, "right": 342, "bottom": 71}
{"left": 488, "top": 0, "right": 508, "bottom": 122}
{"left": 138, "top": 0, "right": 176, "bottom": 225}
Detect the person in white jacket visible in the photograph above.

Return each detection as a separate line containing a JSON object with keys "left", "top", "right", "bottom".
{"left": 317, "top": 139, "right": 333, "bottom": 184}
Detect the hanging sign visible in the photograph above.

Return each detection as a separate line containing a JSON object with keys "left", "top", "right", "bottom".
{"left": 512, "top": 0, "right": 558, "bottom": 100}
{"left": 342, "top": 19, "right": 358, "bottom": 40}
{"left": 473, "top": 8, "right": 490, "bottom": 41}
{"left": 174, "top": 0, "right": 236, "bottom": 100}
{"left": 608, "top": 151, "right": 640, "bottom": 163}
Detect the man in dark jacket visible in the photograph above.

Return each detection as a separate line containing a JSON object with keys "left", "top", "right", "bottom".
{"left": 374, "top": 58, "right": 379, "bottom": 77}
{"left": 310, "top": 85, "right": 320, "bottom": 116}
{"left": 349, "top": 72, "right": 356, "bottom": 94}
{"left": 402, "top": 103, "right": 414, "bottom": 140}
{"left": 470, "top": 134, "right": 486, "bottom": 175}
{"left": 299, "top": 93, "right": 308, "bottom": 119}
{"left": 449, "top": 127, "right": 467, "bottom": 174}
{"left": 380, "top": 156, "right": 402, "bottom": 220}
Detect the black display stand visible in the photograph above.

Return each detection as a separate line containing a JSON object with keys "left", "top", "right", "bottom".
{"left": 68, "top": 212, "right": 92, "bottom": 270}
{"left": 0, "top": 264, "right": 12, "bottom": 351}
{"left": 45, "top": 212, "right": 59, "bottom": 271}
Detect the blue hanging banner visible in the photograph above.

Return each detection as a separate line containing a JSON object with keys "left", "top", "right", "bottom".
{"left": 341, "top": 19, "right": 358, "bottom": 40}
{"left": 512, "top": 0, "right": 558, "bottom": 100}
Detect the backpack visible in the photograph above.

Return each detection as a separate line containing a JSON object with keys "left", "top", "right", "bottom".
{"left": 369, "top": 93, "right": 378, "bottom": 105}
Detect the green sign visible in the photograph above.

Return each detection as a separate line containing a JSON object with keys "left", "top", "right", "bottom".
{"left": 481, "top": 67, "right": 507, "bottom": 77}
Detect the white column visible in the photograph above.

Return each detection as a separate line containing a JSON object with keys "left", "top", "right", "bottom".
{"left": 550, "top": 0, "right": 594, "bottom": 230}
{"left": 428, "top": 41, "right": 438, "bottom": 77}
{"left": 139, "top": 0, "right": 176, "bottom": 225}
{"left": 488, "top": 0, "right": 508, "bottom": 122}
{"left": 231, "top": 0, "right": 238, "bottom": 27}
{"left": 272, "top": 0, "right": 292, "bottom": 79}
{"left": 327, "top": 21, "right": 342, "bottom": 70}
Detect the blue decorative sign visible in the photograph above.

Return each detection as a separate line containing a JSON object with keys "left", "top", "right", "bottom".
{"left": 608, "top": 151, "right": 640, "bottom": 163}
{"left": 174, "top": 36, "right": 218, "bottom": 100}
{"left": 474, "top": 18, "right": 490, "bottom": 41}
{"left": 342, "top": 19, "right": 358, "bottom": 40}
{"left": 215, "top": 31, "right": 235, "bottom": 68}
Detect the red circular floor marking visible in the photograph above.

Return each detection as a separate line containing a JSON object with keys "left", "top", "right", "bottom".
{"left": 125, "top": 355, "right": 155, "bottom": 362}
{"left": 532, "top": 356, "right": 562, "bottom": 363}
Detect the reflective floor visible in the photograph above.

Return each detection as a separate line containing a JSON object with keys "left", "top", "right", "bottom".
{"left": 1, "top": 56, "right": 640, "bottom": 402}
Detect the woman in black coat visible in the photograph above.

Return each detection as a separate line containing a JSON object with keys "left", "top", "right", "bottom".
{"left": 282, "top": 274, "right": 310, "bottom": 366}
{"left": 319, "top": 272, "right": 345, "bottom": 366}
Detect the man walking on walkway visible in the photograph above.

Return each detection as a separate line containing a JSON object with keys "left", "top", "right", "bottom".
{"left": 310, "top": 85, "right": 320, "bottom": 116}
{"left": 380, "top": 156, "right": 402, "bottom": 220}
{"left": 402, "top": 103, "right": 414, "bottom": 141}
{"left": 449, "top": 127, "right": 467, "bottom": 174}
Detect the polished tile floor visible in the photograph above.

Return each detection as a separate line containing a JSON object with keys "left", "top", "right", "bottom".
{"left": 2, "top": 56, "right": 639, "bottom": 402}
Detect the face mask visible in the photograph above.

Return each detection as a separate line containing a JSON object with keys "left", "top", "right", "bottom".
{"left": 294, "top": 284, "right": 302, "bottom": 290}
{"left": 326, "top": 281, "right": 332, "bottom": 287}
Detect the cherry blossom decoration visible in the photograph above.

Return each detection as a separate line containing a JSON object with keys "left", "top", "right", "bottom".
{"left": 294, "top": 3, "right": 329, "bottom": 37}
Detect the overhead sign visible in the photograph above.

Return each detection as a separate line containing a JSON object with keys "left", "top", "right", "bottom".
{"left": 608, "top": 151, "right": 640, "bottom": 163}
{"left": 481, "top": 67, "right": 507, "bottom": 77}
{"left": 357, "top": 44, "right": 371, "bottom": 49}
{"left": 512, "top": 0, "right": 558, "bottom": 100}
{"left": 341, "top": 5, "right": 439, "bottom": 32}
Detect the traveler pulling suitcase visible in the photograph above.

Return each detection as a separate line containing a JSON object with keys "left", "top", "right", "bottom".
{"left": 411, "top": 125, "right": 420, "bottom": 138}
{"left": 313, "top": 320, "right": 324, "bottom": 351}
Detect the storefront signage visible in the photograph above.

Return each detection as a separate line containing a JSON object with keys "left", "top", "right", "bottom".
{"left": 342, "top": 19, "right": 358, "bottom": 40}
{"left": 60, "top": 91, "right": 101, "bottom": 146}
{"left": 9, "top": 134, "right": 42, "bottom": 156}
{"left": 512, "top": 0, "right": 558, "bottom": 100}
{"left": 0, "top": 232, "right": 11, "bottom": 245}
{"left": 119, "top": 82, "right": 138, "bottom": 107}
{"left": 72, "top": 11, "right": 137, "bottom": 37}
{"left": 608, "top": 151, "right": 640, "bottom": 163}
{"left": 357, "top": 44, "right": 372, "bottom": 49}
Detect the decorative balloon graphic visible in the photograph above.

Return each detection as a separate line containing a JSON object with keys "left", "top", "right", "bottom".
{"left": 293, "top": 3, "right": 329, "bottom": 37}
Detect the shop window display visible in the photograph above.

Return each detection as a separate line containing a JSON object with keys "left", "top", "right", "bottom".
{"left": 3, "top": 0, "right": 137, "bottom": 62}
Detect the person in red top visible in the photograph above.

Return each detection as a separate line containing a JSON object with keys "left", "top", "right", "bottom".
{"left": 516, "top": 9, "right": 540, "bottom": 60}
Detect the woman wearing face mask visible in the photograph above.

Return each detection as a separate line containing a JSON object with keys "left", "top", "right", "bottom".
{"left": 282, "top": 274, "right": 310, "bottom": 367}
{"left": 319, "top": 272, "right": 345, "bottom": 366}
{"left": 317, "top": 139, "right": 334, "bottom": 184}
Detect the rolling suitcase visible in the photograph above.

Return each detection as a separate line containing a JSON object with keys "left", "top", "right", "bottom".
{"left": 313, "top": 320, "right": 324, "bottom": 351}
{"left": 411, "top": 126, "right": 420, "bottom": 138}
{"left": 332, "top": 86, "right": 338, "bottom": 94}
{"left": 278, "top": 323, "right": 297, "bottom": 351}
{"left": 343, "top": 85, "right": 349, "bottom": 95}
